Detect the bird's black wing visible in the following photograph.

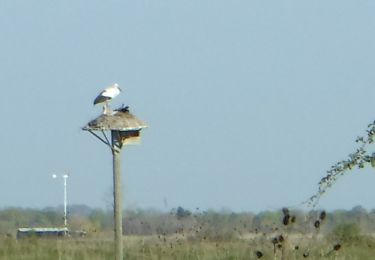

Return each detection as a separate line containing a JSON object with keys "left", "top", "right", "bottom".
{"left": 93, "top": 95, "right": 112, "bottom": 105}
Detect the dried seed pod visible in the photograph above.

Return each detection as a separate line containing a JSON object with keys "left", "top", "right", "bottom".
{"left": 314, "top": 220, "right": 320, "bottom": 229}
{"left": 294, "top": 245, "right": 299, "bottom": 250}
{"left": 278, "top": 235, "right": 284, "bottom": 243}
{"left": 333, "top": 244, "right": 341, "bottom": 251}
{"left": 303, "top": 251, "right": 309, "bottom": 257}
{"left": 255, "top": 251, "right": 263, "bottom": 258}
{"left": 283, "top": 215, "right": 290, "bottom": 226}
{"left": 272, "top": 237, "right": 278, "bottom": 244}
{"left": 291, "top": 215, "right": 296, "bottom": 223}
{"left": 319, "top": 211, "right": 326, "bottom": 221}
{"left": 282, "top": 207, "right": 290, "bottom": 216}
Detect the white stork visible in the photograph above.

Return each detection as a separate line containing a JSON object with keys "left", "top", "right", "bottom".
{"left": 93, "top": 83, "right": 122, "bottom": 114}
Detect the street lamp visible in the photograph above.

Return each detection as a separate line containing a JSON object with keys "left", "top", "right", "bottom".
{"left": 52, "top": 173, "right": 69, "bottom": 228}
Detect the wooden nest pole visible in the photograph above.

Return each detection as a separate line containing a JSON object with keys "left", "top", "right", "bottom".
{"left": 83, "top": 107, "right": 147, "bottom": 260}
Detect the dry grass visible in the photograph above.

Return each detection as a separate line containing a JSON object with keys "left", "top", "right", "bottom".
{"left": 0, "top": 233, "right": 374, "bottom": 260}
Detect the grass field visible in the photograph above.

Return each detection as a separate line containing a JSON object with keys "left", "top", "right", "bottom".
{"left": 1, "top": 233, "right": 375, "bottom": 260}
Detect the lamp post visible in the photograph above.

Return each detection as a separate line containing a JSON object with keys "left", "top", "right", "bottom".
{"left": 52, "top": 173, "right": 69, "bottom": 228}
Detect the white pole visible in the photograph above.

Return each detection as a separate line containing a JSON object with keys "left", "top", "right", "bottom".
{"left": 63, "top": 174, "right": 69, "bottom": 228}
{"left": 52, "top": 174, "right": 69, "bottom": 228}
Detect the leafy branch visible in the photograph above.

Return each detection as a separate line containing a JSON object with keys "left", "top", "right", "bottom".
{"left": 306, "top": 120, "right": 375, "bottom": 208}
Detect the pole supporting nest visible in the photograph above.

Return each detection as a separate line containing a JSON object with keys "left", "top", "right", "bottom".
{"left": 111, "top": 130, "right": 123, "bottom": 260}
{"left": 83, "top": 108, "right": 147, "bottom": 260}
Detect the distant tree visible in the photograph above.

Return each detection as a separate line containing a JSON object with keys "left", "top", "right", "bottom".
{"left": 176, "top": 206, "right": 191, "bottom": 219}
{"left": 349, "top": 205, "right": 369, "bottom": 231}
{"left": 41, "top": 210, "right": 63, "bottom": 226}
{"left": 253, "top": 211, "right": 280, "bottom": 231}
{"left": 69, "top": 214, "right": 94, "bottom": 232}
{"left": 329, "top": 223, "right": 361, "bottom": 244}
{"left": 89, "top": 209, "right": 112, "bottom": 231}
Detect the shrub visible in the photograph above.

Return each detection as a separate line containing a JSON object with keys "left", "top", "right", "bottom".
{"left": 329, "top": 223, "right": 361, "bottom": 243}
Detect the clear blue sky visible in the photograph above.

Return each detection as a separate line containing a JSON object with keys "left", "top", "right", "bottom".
{"left": 1, "top": 1, "right": 375, "bottom": 212}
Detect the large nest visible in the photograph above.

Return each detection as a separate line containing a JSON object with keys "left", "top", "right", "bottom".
{"left": 82, "top": 108, "right": 147, "bottom": 131}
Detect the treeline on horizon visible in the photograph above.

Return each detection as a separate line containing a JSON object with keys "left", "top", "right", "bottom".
{"left": 0, "top": 205, "right": 374, "bottom": 239}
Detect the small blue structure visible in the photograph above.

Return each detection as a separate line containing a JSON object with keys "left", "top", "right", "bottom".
{"left": 17, "top": 227, "right": 69, "bottom": 239}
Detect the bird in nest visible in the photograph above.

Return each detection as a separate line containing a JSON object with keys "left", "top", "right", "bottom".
{"left": 114, "top": 104, "right": 130, "bottom": 113}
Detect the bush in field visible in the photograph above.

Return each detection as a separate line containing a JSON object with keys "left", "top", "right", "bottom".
{"left": 175, "top": 206, "right": 191, "bottom": 219}
{"left": 329, "top": 223, "right": 361, "bottom": 243}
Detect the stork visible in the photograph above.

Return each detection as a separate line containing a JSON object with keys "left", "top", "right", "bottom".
{"left": 93, "top": 83, "right": 122, "bottom": 114}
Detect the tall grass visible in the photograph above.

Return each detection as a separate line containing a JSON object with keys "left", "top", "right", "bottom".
{"left": 1, "top": 233, "right": 374, "bottom": 260}
{"left": 2, "top": 207, "right": 374, "bottom": 259}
